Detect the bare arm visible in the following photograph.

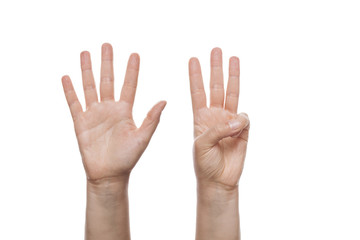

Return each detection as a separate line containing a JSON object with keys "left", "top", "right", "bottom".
{"left": 85, "top": 177, "right": 130, "bottom": 240}
{"left": 188, "top": 48, "right": 250, "bottom": 240}
{"left": 61, "top": 43, "right": 166, "bottom": 240}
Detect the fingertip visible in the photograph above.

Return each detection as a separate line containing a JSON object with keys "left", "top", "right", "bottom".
{"left": 189, "top": 57, "right": 201, "bottom": 73}
{"left": 147, "top": 101, "right": 167, "bottom": 118}
{"left": 101, "top": 43, "right": 113, "bottom": 59}
{"left": 189, "top": 57, "right": 199, "bottom": 65}
{"left": 61, "top": 75, "right": 69, "bottom": 82}
{"left": 211, "top": 47, "right": 222, "bottom": 56}
{"left": 239, "top": 112, "right": 249, "bottom": 121}
{"left": 230, "top": 56, "right": 240, "bottom": 64}
{"left": 80, "top": 51, "right": 90, "bottom": 58}
{"left": 128, "top": 53, "right": 140, "bottom": 67}
{"left": 238, "top": 112, "right": 250, "bottom": 126}
{"left": 156, "top": 100, "right": 167, "bottom": 112}
{"left": 229, "top": 57, "right": 240, "bottom": 77}
{"left": 130, "top": 52, "right": 140, "bottom": 61}
{"left": 102, "top": 42, "right": 112, "bottom": 49}
{"left": 160, "top": 100, "right": 167, "bottom": 105}
{"left": 61, "top": 75, "right": 71, "bottom": 88}
{"left": 80, "top": 51, "right": 91, "bottom": 66}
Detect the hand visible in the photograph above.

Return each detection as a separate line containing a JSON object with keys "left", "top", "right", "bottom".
{"left": 62, "top": 43, "right": 166, "bottom": 182}
{"left": 189, "top": 47, "right": 250, "bottom": 189}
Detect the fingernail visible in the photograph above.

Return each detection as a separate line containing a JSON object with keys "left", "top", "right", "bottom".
{"left": 228, "top": 120, "right": 242, "bottom": 130}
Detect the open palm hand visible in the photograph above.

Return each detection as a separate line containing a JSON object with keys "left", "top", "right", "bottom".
{"left": 62, "top": 43, "right": 166, "bottom": 181}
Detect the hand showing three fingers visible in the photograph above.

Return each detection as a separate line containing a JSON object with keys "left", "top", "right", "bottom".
{"left": 61, "top": 43, "right": 166, "bottom": 182}
{"left": 189, "top": 48, "right": 250, "bottom": 189}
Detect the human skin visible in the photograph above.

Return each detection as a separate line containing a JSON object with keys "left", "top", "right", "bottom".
{"left": 61, "top": 43, "right": 166, "bottom": 240}
{"left": 189, "top": 48, "right": 250, "bottom": 240}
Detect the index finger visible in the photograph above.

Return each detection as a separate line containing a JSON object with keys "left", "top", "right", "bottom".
{"left": 189, "top": 57, "right": 207, "bottom": 114}
{"left": 119, "top": 53, "right": 140, "bottom": 110}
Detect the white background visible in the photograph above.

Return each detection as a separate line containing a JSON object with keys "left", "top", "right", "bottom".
{"left": 0, "top": 0, "right": 359, "bottom": 239}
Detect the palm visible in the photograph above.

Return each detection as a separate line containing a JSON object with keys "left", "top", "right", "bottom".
{"left": 62, "top": 43, "right": 166, "bottom": 181}
{"left": 74, "top": 101, "right": 145, "bottom": 180}
{"left": 194, "top": 108, "right": 248, "bottom": 186}
{"left": 189, "top": 48, "right": 250, "bottom": 187}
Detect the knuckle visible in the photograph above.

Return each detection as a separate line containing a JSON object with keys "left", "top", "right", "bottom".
{"left": 226, "top": 92, "right": 239, "bottom": 98}
{"left": 145, "top": 111, "right": 159, "bottom": 126}
{"left": 83, "top": 84, "right": 95, "bottom": 91}
{"left": 123, "top": 81, "right": 137, "bottom": 90}
{"left": 191, "top": 88, "right": 205, "bottom": 95}
{"left": 146, "top": 111, "right": 155, "bottom": 122}
{"left": 81, "top": 64, "right": 92, "bottom": 71}
{"left": 101, "top": 76, "right": 113, "bottom": 83}
{"left": 210, "top": 83, "right": 224, "bottom": 90}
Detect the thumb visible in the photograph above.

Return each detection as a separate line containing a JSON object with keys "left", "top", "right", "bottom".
{"left": 138, "top": 100, "right": 167, "bottom": 142}
{"left": 198, "top": 113, "right": 249, "bottom": 147}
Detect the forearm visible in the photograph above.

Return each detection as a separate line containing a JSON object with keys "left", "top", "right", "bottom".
{"left": 85, "top": 176, "right": 131, "bottom": 240}
{"left": 196, "top": 181, "right": 240, "bottom": 240}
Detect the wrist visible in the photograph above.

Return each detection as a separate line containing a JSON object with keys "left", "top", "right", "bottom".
{"left": 196, "top": 180, "right": 240, "bottom": 240}
{"left": 85, "top": 176, "right": 131, "bottom": 240}
{"left": 197, "top": 180, "right": 239, "bottom": 203}
{"left": 87, "top": 175, "right": 129, "bottom": 199}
